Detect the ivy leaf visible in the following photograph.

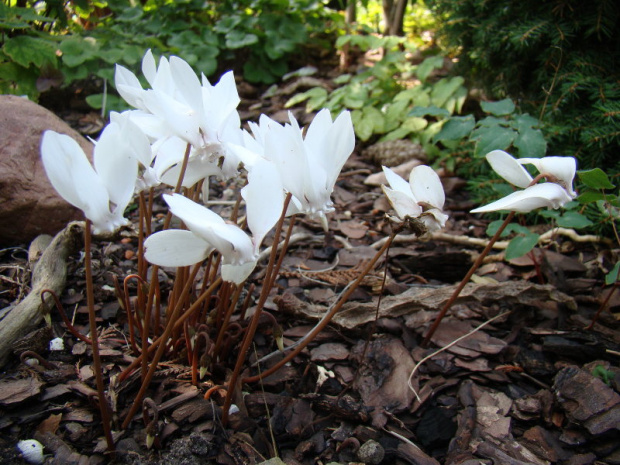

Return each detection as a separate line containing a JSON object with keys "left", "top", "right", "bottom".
{"left": 60, "top": 37, "right": 99, "bottom": 67}
{"left": 433, "top": 115, "right": 475, "bottom": 142}
{"left": 409, "top": 105, "right": 450, "bottom": 118}
{"left": 606, "top": 262, "right": 620, "bottom": 285}
{"left": 578, "top": 168, "right": 615, "bottom": 189}
{"left": 472, "top": 126, "right": 517, "bottom": 158}
{"left": 514, "top": 126, "right": 547, "bottom": 159}
{"left": 556, "top": 211, "right": 594, "bottom": 229}
{"left": 505, "top": 233, "right": 539, "bottom": 260}
{"left": 3, "top": 36, "right": 57, "bottom": 68}
{"left": 481, "top": 98, "right": 515, "bottom": 116}
{"left": 430, "top": 76, "right": 465, "bottom": 108}
{"left": 225, "top": 30, "right": 259, "bottom": 49}
{"left": 416, "top": 55, "right": 444, "bottom": 82}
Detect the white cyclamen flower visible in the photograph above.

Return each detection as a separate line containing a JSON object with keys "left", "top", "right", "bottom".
{"left": 382, "top": 165, "right": 448, "bottom": 232}
{"left": 41, "top": 126, "right": 139, "bottom": 234}
{"left": 231, "top": 109, "right": 355, "bottom": 229}
{"left": 471, "top": 150, "right": 577, "bottom": 213}
{"left": 115, "top": 50, "right": 244, "bottom": 178}
{"left": 144, "top": 173, "right": 282, "bottom": 283}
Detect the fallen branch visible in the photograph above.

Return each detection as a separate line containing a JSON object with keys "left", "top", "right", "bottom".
{"left": 0, "top": 223, "right": 82, "bottom": 367}
{"left": 371, "top": 227, "right": 611, "bottom": 250}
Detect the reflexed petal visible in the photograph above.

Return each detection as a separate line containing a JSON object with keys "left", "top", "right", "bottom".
{"left": 471, "top": 183, "right": 573, "bottom": 213}
{"left": 486, "top": 150, "right": 533, "bottom": 188}
{"left": 40, "top": 131, "right": 109, "bottom": 217}
{"left": 164, "top": 194, "right": 225, "bottom": 233}
{"left": 519, "top": 156, "right": 577, "bottom": 197}
{"left": 114, "top": 65, "right": 145, "bottom": 109}
{"left": 93, "top": 122, "right": 137, "bottom": 210}
{"left": 169, "top": 55, "right": 204, "bottom": 114}
{"left": 382, "top": 166, "right": 416, "bottom": 201}
{"left": 382, "top": 185, "right": 423, "bottom": 219}
{"left": 409, "top": 165, "right": 445, "bottom": 209}
{"left": 241, "top": 159, "right": 284, "bottom": 253}
{"left": 144, "top": 229, "right": 212, "bottom": 267}
{"left": 141, "top": 49, "right": 157, "bottom": 87}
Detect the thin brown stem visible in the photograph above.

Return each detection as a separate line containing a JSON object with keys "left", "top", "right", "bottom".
{"left": 40, "top": 289, "right": 92, "bottom": 344}
{"left": 242, "top": 232, "right": 396, "bottom": 385}
{"left": 121, "top": 264, "right": 214, "bottom": 429}
{"left": 421, "top": 211, "right": 516, "bottom": 347}
{"left": 221, "top": 194, "right": 293, "bottom": 424}
{"left": 84, "top": 220, "right": 115, "bottom": 453}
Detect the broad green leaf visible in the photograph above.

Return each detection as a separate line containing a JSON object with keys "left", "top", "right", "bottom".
{"left": 285, "top": 87, "right": 327, "bottom": 109}
{"left": 505, "top": 234, "right": 539, "bottom": 260}
{"left": 60, "top": 37, "right": 99, "bottom": 67}
{"left": 578, "top": 168, "right": 615, "bottom": 189}
{"left": 416, "top": 55, "right": 443, "bottom": 82}
{"left": 3, "top": 36, "right": 57, "bottom": 68}
{"left": 486, "top": 220, "right": 524, "bottom": 237}
{"left": 481, "top": 98, "right": 515, "bottom": 116}
{"left": 472, "top": 126, "right": 517, "bottom": 158}
{"left": 606, "top": 262, "right": 620, "bottom": 285}
{"left": 556, "top": 211, "right": 593, "bottom": 229}
{"left": 384, "top": 100, "right": 409, "bottom": 132}
{"left": 444, "top": 86, "right": 468, "bottom": 114}
{"left": 433, "top": 115, "right": 475, "bottom": 142}
{"left": 577, "top": 191, "right": 606, "bottom": 204}
{"left": 514, "top": 126, "right": 547, "bottom": 159}
{"left": 342, "top": 85, "right": 368, "bottom": 109}
{"left": 381, "top": 127, "right": 413, "bottom": 141}
{"left": 333, "top": 74, "right": 351, "bottom": 85}
{"left": 225, "top": 30, "right": 258, "bottom": 49}
{"left": 430, "top": 76, "right": 465, "bottom": 108}
{"left": 515, "top": 113, "right": 541, "bottom": 129}
{"left": 402, "top": 116, "right": 427, "bottom": 132}
{"left": 351, "top": 109, "right": 372, "bottom": 141}
{"left": 409, "top": 105, "right": 450, "bottom": 118}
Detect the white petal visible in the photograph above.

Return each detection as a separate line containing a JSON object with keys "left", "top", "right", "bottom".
{"left": 486, "top": 150, "right": 533, "bottom": 188}
{"left": 114, "top": 64, "right": 145, "bottom": 109}
{"left": 471, "top": 183, "right": 573, "bottom": 213}
{"left": 144, "top": 230, "right": 212, "bottom": 267}
{"left": 409, "top": 165, "right": 445, "bottom": 209}
{"left": 141, "top": 49, "right": 157, "bottom": 87}
{"left": 519, "top": 156, "right": 577, "bottom": 197}
{"left": 382, "top": 185, "right": 422, "bottom": 219}
{"left": 241, "top": 159, "right": 284, "bottom": 252}
{"left": 421, "top": 208, "right": 449, "bottom": 232}
{"left": 40, "top": 131, "right": 110, "bottom": 218}
{"left": 382, "top": 166, "right": 416, "bottom": 201}
{"left": 169, "top": 55, "right": 204, "bottom": 113}
{"left": 93, "top": 122, "right": 137, "bottom": 210}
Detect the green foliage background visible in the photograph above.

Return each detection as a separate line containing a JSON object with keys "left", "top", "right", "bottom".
{"left": 425, "top": 0, "right": 620, "bottom": 174}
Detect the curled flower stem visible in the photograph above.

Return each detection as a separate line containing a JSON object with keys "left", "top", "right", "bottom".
{"left": 121, "top": 266, "right": 219, "bottom": 429}
{"left": 421, "top": 211, "right": 516, "bottom": 348}
{"left": 40, "top": 289, "right": 92, "bottom": 344}
{"left": 221, "top": 194, "right": 294, "bottom": 425}
{"left": 84, "top": 219, "right": 115, "bottom": 454}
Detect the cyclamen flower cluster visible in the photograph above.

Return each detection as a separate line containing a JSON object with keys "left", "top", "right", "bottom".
{"left": 40, "top": 50, "right": 355, "bottom": 283}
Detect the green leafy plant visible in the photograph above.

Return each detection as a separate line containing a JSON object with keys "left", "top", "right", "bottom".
{"left": 286, "top": 34, "right": 467, "bottom": 144}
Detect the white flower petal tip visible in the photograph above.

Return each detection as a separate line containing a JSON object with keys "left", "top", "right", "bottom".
{"left": 40, "top": 130, "right": 137, "bottom": 234}
{"left": 471, "top": 183, "right": 574, "bottom": 213}
{"left": 486, "top": 150, "right": 533, "bottom": 188}
{"left": 472, "top": 151, "right": 578, "bottom": 214}
{"left": 144, "top": 230, "right": 212, "bottom": 268}
{"left": 17, "top": 440, "right": 45, "bottom": 465}
{"left": 381, "top": 164, "right": 448, "bottom": 232}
